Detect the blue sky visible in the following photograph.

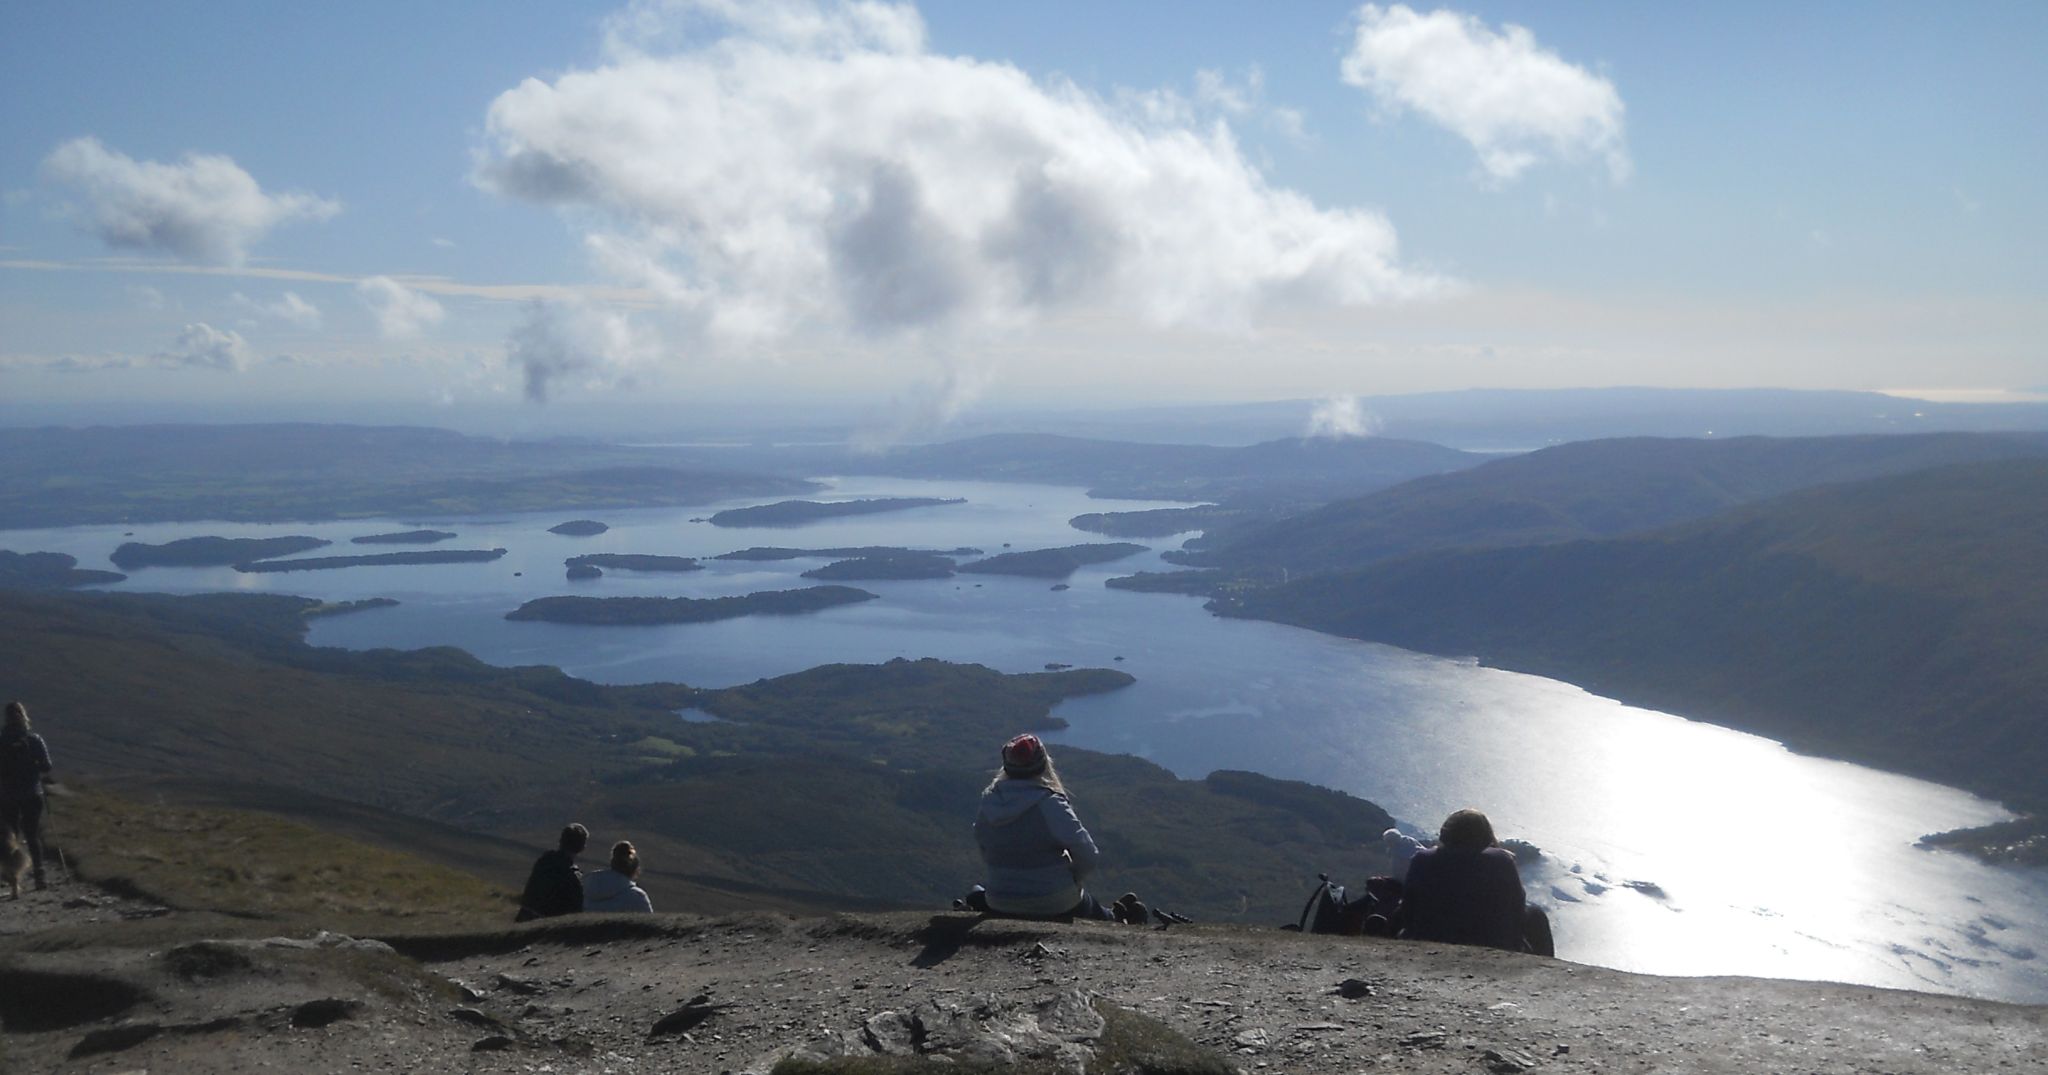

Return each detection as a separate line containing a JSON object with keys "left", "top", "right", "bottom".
{"left": 3, "top": 1, "right": 2043, "bottom": 430}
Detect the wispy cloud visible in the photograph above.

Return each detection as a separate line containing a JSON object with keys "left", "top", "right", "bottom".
{"left": 40, "top": 137, "right": 340, "bottom": 265}
{"left": 1343, "top": 4, "right": 1628, "bottom": 184}
{"left": 474, "top": 0, "right": 1445, "bottom": 402}
{"left": 357, "top": 275, "right": 446, "bottom": 339}
{"left": 233, "top": 289, "right": 323, "bottom": 328}
{"left": 0, "top": 257, "right": 652, "bottom": 305}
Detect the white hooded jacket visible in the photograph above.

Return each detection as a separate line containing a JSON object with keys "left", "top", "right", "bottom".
{"left": 582, "top": 868, "right": 653, "bottom": 913}
{"left": 973, "top": 780, "right": 1100, "bottom": 916}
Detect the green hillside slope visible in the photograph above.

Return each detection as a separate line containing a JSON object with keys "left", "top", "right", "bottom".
{"left": 0, "top": 590, "right": 1398, "bottom": 921}
{"left": 1228, "top": 459, "right": 2048, "bottom": 805}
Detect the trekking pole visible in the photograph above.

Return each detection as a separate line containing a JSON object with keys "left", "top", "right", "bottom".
{"left": 42, "top": 783, "right": 73, "bottom": 886}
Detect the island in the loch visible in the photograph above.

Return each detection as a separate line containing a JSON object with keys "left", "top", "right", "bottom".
{"left": 707, "top": 497, "right": 966, "bottom": 528}
{"left": 567, "top": 564, "right": 602, "bottom": 580}
{"left": 233, "top": 549, "right": 508, "bottom": 573}
{"left": 111, "top": 535, "right": 330, "bottom": 569}
{"left": 300, "top": 597, "right": 401, "bottom": 618}
{"left": 0, "top": 550, "right": 128, "bottom": 589}
{"left": 548, "top": 519, "right": 610, "bottom": 536}
{"left": 713, "top": 545, "right": 982, "bottom": 561}
{"left": 801, "top": 553, "right": 958, "bottom": 580}
{"left": 564, "top": 553, "right": 702, "bottom": 572}
{"left": 350, "top": 529, "right": 458, "bottom": 545}
{"left": 957, "top": 542, "right": 1148, "bottom": 579}
{"left": 505, "top": 585, "right": 878, "bottom": 625}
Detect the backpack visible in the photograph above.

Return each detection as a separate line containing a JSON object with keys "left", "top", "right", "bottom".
{"left": 1291, "top": 873, "right": 1363, "bottom": 935}
{"left": 0, "top": 733, "right": 40, "bottom": 795}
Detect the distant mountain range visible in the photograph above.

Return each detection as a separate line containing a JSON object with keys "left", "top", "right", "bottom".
{"left": 1183, "top": 432, "right": 2048, "bottom": 575}
{"left": 833, "top": 432, "right": 1487, "bottom": 505}
{"left": 0, "top": 423, "right": 817, "bottom": 527}
{"left": 945, "top": 387, "right": 2048, "bottom": 449}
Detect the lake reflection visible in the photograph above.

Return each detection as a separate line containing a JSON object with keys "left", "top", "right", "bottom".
{"left": 11, "top": 476, "right": 2045, "bottom": 1001}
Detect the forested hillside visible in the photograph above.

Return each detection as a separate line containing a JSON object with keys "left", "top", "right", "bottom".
{"left": 1227, "top": 459, "right": 2048, "bottom": 805}
{"left": 1186, "top": 432, "right": 2048, "bottom": 575}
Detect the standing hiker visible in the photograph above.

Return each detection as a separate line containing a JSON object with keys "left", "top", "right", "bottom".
{"left": 0, "top": 702, "right": 55, "bottom": 892}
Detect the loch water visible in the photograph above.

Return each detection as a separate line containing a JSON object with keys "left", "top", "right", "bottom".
{"left": 13, "top": 476, "right": 2045, "bottom": 1002}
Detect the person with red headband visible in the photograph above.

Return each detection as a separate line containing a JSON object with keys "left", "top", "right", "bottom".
{"left": 971, "top": 733, "right": 1115, "bottom": 920}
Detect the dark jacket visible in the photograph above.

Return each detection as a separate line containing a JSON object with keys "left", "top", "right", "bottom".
{"left": 0, "top": 730, "right": 52, "bottom": 800}
{"left": 517, "top": 849, "right": 583, "bottom": 919}
{"left": 1398, "top": 845, "right": 1528, "bottom": 951}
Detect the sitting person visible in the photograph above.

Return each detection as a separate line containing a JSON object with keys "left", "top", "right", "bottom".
{"left": 516, "top": 822, "right": 588, "bottom": 921}
{"left": 1382, "top": 827, "right": 1425, "bottom": 865}
{"left": 972, "top": 734, "right": 1115, "bottom": 921}
{"left": 1396, "top": 809, "right": 1547, "bottom": 953}
{"left": 584, "top": 840, "right": 654, "bottom": 913}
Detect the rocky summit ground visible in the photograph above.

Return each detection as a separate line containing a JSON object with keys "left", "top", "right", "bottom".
{"left": 3, "top": 879, "right": 2045, "bottom": 1075}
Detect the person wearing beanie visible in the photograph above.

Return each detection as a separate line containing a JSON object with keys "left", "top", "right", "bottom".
{"left": 972, "top": 733, "right": 1115, "bottom": 920}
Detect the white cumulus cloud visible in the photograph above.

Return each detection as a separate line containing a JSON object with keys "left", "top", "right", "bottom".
{"left": 1343, "top": 4, "right": 1628, "bottom": 184}
{"left": 475, "top": 0, "right": 1443, "bottom": 399}
{"left": 152, "top": 322, "right": 250, "bottom": 371}
{"left": 40, "top": 137, "right": 340, "bottom": 265}
{"left": 357, "top": 275, "right": 447, "bottom": 339}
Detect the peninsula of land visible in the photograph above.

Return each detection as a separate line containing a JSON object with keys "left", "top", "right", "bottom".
{"left": 713, "top": 545, "right": 982, "bottom": 561}
{"left": 957, "top": 542, "right": 1148, "bottom": 579}
{"left": 0, "top": 549, "right": 127, "bottom": 589}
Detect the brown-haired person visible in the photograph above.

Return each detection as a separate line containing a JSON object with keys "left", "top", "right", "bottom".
{"left": 584, "top": 840, "right": 653, "bottom": 913}
{"left": 1397, "top": 808, "right": 1552, "bottom": 955}
{"left": 0, "top": 702, "right": 55, "bottom": 892}
{"left": 516, "top": 823, "right": 588, "bottom": 921}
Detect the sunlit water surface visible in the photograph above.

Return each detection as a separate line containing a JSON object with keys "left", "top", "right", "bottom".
{"left": 11, "top": 476, "right": 2044, "bottom": 1001}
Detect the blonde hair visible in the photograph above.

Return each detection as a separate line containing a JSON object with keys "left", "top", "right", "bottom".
{"left": 985, "top": 754, "right": 1067, "bottom": 798}
{"left": 610, "top": 840, "right": 640, "bottom": 877}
